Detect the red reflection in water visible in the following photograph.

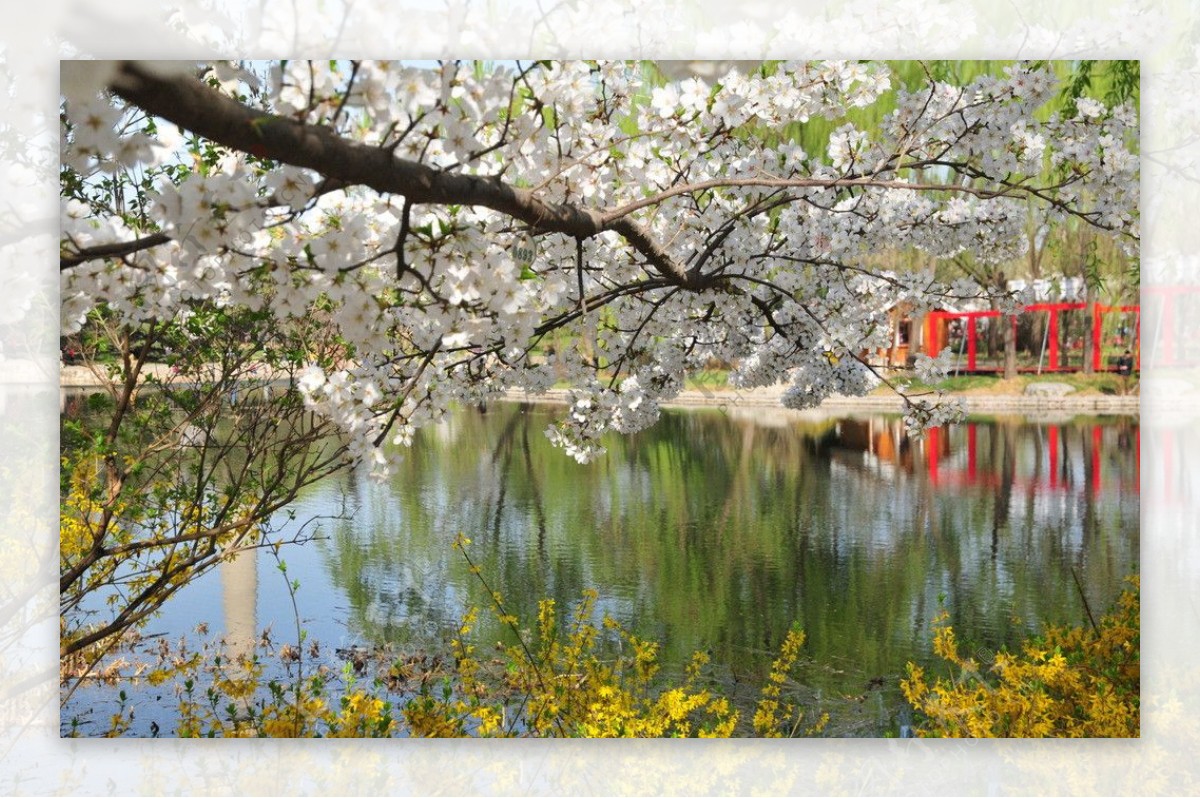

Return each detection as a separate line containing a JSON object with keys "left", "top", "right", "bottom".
{"left": 832, "top": 417, "right": 1139, "bottom": 499}
{"left": 918, "top": 421, "right": 1140, "bottom": 497}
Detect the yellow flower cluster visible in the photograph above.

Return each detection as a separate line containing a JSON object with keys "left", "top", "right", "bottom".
{"left": 327, "top": 691, "right": 393, "bottom": 737}
{"left": 901, "top": 576, "right": 1139, "bottom": 738}
{"left": 84, "top": 539, "right": 835, "bottom": 739}
{"left": 169, "top": 649, "right": 401, "bottom": 739}
{"left": 752, "top": 625, "right": 827, "bottom": 737}
{"left": 61, "top": 455, "right": 134, "bottom": 567}
{"left": 61, "top": 451, "right": 266, "bottom": 663}
{"left": 130, "top": 587, "right": 767, "bottom": 738}
{"left": 406, "top": 590, "right": 741, "bottom": 738}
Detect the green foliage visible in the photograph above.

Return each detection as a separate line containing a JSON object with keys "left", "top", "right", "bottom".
{"left": 1060, "top": 60, "right": 1140, "bottom": 119}
{"left": 59, "top": 294, "right": 352, "bottom": 667}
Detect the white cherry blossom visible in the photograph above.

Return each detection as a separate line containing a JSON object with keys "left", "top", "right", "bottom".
{"left": 60, "top": 60, "right": 1139, "bottom": 477}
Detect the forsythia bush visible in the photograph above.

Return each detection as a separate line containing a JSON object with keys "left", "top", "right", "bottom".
{"left": 901, "top": 577, "right": 1139, "bottom": 737}
{"left": 166, "top": 652, "right": 399, "bottom": 739}
{"left": 90, "top": 582, "right": 819, "bottom": 738}
{"left": 404, "top": 589, "right": 739, "bottom": 737}
{"left": 752, "top": 624, "right": 829, "bottom": 737}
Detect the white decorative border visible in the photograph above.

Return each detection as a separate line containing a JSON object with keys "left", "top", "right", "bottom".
{"left": 1, "top": 1, "right": 1193, "bottom": 794}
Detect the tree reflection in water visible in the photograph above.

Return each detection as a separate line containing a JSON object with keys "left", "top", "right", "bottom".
{"left": 310, "top": 404, "right": 1137, "bottom": 729}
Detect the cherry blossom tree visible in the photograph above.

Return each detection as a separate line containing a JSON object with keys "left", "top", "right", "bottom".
{"left": 58, "top": 60, "right": 1138, "bottom": 660}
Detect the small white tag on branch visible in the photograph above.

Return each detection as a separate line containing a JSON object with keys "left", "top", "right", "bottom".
{"left": 512, "top": 234, "right": 537, "bottom": 271}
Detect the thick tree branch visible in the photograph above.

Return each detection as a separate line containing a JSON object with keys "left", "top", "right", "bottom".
{"left": 108, "top": 61, "right": 698, "bottom": 289}
{"left": 61, "top": 231, "right": 172, "bottom": 269}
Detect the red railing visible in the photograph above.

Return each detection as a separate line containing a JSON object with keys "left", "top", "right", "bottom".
{"left": 923, "top": 302, "right": 1139, "bottom": 373}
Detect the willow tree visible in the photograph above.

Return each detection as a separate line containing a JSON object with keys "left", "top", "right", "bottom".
{"left": 59, "top": 60, "right": 1139, "bottom": 661}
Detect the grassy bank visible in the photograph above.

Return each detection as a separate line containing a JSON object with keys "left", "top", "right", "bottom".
{"left": 679, "top": 369, "right": 1137, "bottom": 397}
{"left": 878, "top": 371, "right": 1137, "bottom": 397}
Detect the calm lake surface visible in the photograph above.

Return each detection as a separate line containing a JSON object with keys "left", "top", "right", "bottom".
{"left": 64, "top": 401, "right": 1140, "bottom": 736}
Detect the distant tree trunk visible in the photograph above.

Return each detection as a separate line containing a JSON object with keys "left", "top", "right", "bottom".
{"left": 987, "top": 299, "right": 1000, "bottom": 359}
{"left": 988, "top": 269, "right": 1004, "bottom": 368}
{"left": 1059, "top": 310, "right": 1070, "bottom": 370}
{"left": 1082, "top": 283, "right": 1095, "bottom": 375}
{"left": 1004, "top": 313, "right": 1018, "bottom": 379}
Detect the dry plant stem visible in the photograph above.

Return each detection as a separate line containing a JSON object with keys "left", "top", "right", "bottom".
{"left": 454, "top": 539, "right": 567, "bottom": 736}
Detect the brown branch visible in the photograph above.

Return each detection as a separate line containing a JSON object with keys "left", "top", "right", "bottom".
{"left": 109, "top": 61, "right": 698, "bottom": 290}
{"left": 61, "top": 232, "right": 172, "bottom": 270}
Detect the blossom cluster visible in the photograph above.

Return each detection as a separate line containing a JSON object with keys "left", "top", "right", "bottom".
{"left": 60, "top": 60, "right": 1139, "bottom": 474}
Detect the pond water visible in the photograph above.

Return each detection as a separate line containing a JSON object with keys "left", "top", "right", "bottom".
{"left": 63, "top": 401, "right": 1140, "bottom": 736}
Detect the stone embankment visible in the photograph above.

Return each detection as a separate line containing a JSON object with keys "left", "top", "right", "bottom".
{"left": 60, "top": 364, "right": 287, "bottom": 388}
{"left": 500, "top": 386, "right": 1139, "bottom": 415}
{"left": 60, "top": 364, "right": 1139, "bottom": 415}
{"left": 60, "top": 364, "right": 177, "bottom": 388}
